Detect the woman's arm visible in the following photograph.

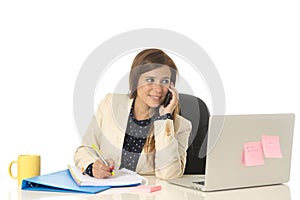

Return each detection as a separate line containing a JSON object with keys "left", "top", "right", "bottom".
{"left": 153, "top": 116, "right": 191, "bottom": 179}
{"left": 73, "top": 115, "right": 101, "bottom": 170}
{"left": 73, "top": 94, "right": 109, "bottom": 172}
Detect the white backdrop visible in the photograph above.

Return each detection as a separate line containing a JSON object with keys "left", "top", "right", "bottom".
{"left": 0, "top": 0, "right": 299, "bottom": 198}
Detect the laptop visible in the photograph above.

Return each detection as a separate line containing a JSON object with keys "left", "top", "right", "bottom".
{"left": 167, "top": 182, "right": 291, "bottom": 200}
{"left": 168, "top": 113, "right": 295, "bottom": 191}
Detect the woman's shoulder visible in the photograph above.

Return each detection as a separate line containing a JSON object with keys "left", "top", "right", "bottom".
{"left": 100, "top": 93, "right": 131, "bottom": 105}
{"left": 104, "top": 93, "right": 130, "bottom": 101}
{"left": 174, "top": 114, "right": 192, "bottom": 131}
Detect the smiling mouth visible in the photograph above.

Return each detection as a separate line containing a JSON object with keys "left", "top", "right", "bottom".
{"left": 149, "top": 95, "right": 162, "bottom": 101}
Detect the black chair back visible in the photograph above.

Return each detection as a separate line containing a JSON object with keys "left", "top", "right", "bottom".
{"left": 179, "top": 93, "right": 210, "bottom": 174}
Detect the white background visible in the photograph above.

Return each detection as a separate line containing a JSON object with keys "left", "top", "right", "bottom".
{"left": 0, "top": 0, "right": 299, "bottom": 198}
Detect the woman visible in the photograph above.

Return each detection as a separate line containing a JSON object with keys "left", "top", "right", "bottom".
{"left": 74, "top": 48, "right": 192, "bottom": 180}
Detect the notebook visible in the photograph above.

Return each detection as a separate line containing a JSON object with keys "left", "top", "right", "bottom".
{"left": 68, "top": 165, "right": 146, "bottom": 186}
{"left": 168, "top": 114, "right": 295, "bottom": 191}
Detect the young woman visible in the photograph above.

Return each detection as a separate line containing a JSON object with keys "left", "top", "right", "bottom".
{"left": 74, "top": 48, "right": 192, "bottom": 180}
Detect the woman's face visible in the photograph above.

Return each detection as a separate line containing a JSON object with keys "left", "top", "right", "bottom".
{"left": 136, "top": 65, "right": 171, "bottom": 108}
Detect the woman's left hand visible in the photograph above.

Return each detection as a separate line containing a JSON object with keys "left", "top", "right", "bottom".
{"left": 159, "top": 82, "right": 179, "bottom": 115}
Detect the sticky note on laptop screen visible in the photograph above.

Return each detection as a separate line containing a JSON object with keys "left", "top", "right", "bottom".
{"left": 261, "top": 135, "right": 283, "bottom": 158}
{"left": 243, "top": 141, "right": 264, "bottom": 166}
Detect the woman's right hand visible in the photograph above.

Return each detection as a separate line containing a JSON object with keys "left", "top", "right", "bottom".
{"left": 92, "top": 159, "right": 115, "bottom": 179}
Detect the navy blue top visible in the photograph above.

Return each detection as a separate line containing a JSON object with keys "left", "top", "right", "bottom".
{"left": 120, "top": 102, "right": 173, "bottom": 171}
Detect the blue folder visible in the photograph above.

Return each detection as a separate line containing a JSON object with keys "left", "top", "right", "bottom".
{"left": 22, "top": 169, "right": 110, "bottom": 194}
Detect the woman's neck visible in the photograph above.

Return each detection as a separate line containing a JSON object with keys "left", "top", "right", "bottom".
{"left": 133, "top": 97, "right": 152, "bottom": 120}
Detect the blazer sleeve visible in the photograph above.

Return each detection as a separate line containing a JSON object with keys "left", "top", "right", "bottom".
{"left": 153, "top": 115, "right": 192, "bottom": 179}
{"left": 73, "top": 94, "right": 109, "bottom": 170}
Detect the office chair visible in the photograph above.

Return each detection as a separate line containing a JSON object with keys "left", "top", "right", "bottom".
{"left": 179, "top": 93, "right": 210, "bottom": 174}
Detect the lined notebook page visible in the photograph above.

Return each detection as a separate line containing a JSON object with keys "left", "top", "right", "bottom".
{"left": 68, "top": 165, "right": 147, "bottom": 186}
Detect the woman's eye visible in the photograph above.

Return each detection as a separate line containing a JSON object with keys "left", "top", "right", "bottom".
{"left": 161, "top": 79, "right": 170, "bottom": 84}
{"left": 146, "top": 78, "right": 155, "bottom": 83}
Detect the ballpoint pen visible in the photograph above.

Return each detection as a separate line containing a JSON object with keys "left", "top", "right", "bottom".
{"left": 91, "top": 144, "right": 115, "bottom": 175}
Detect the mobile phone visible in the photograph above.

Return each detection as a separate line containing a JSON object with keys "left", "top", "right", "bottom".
{"left": 163, "top": 91, "right": 172, "bottom": 107}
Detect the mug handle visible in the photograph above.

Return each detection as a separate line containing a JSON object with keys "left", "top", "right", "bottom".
{"left": 8, "top": 161, "right": 18, "bottom": 179}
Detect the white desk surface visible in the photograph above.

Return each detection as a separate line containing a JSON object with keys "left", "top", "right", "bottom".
{"left": 1, "top": 175, "right": 292, "bottom": 200}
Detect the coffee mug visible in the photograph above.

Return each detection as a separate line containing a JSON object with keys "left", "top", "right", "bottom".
{"left": 8, "top": 155, "right": 41, "bottom": 185}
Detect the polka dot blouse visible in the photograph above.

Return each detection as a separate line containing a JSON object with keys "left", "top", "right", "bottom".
{"left": 120, "top": 104, "right": 172, "bottom": 171}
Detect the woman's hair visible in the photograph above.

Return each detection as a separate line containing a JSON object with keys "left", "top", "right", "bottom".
{"left": 129, "top": 48, "right": 180, "bottom": 153}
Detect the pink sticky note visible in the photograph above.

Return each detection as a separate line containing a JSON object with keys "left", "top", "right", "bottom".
{"left": 261, "top": 135, "right": 283, "bottom": 158}
{"left": 243, "top": 141, "right": 264, "bottom": 166}
{"left": 131, "top": 185, "right": 162, "bottom": 193}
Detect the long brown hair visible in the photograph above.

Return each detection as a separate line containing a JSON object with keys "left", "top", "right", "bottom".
{"left": 129, "top": 48, "right": 180, "bottom": 153}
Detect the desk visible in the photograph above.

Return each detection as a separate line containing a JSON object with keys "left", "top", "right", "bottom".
{"left": 2, "top": 175, "right": 291, "bottom": 200}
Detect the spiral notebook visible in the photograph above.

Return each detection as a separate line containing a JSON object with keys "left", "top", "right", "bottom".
{"left": 68, "top": 165, "right": 146, "bottom": 186}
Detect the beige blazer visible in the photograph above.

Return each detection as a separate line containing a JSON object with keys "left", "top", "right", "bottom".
{"left": 74, "top": 94, "right": 192, "bottom": 180}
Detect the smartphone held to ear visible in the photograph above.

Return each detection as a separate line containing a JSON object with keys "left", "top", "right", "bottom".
{"left": 163, "top": 91, "right": 172, "bottom": 107}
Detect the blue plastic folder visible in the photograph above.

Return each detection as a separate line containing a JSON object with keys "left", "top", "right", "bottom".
{"left": 21, "top": 169, "right": 110, "bottom": 194}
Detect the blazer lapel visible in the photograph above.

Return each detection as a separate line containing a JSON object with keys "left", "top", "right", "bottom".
{"left": 110, "top": 95, "right": 133, "bottom": 147}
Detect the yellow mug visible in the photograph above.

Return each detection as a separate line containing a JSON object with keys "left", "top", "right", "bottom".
{"left": 8, "top": 155, "right": 41, "bottom": 185}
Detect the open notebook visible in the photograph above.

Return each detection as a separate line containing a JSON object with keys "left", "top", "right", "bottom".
{"left": 68, "top": 165, "right": 147, "bottom": 186}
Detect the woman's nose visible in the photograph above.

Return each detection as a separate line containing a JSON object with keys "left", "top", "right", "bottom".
{"left": 152, "top": 83, "right": 163, "bottom": 92}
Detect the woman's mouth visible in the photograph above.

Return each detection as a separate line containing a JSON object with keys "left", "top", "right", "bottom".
{"left": 148, "top": 95, "right": 162, "bottom": 101}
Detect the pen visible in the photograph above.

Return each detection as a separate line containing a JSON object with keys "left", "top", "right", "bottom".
{"left": 91, "top": 144, "right": 115, "bottom": 176}
{"left": 91, "top": 144, "right": 109, "bottom": 166}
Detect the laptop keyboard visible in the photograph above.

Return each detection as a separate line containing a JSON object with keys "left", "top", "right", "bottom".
{"left": 193, "top": 181, "right": 205, "bottom": 185}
